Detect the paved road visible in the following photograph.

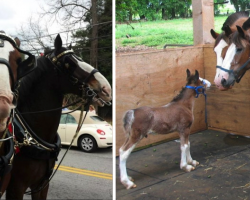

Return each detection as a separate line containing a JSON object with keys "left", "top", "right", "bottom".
{"left": 21, "top": 146, "right": 113, "bottom": 199}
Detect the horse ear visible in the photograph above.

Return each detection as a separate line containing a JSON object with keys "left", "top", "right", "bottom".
{"left": 186, "top": 69, "right": 191, "bottom": 78}
{"left": 68, "top": 43, "right": 72, "bottom": 49}
{"left": 224, "top": 25, "right": 232, "bottom": 37}
{"left": 210, "top": 29, "right": 219, "bottom": 39}
{"left": 195, "top": 70, "right": 199, "bottom": 81}
{"left": 242, "top": 17, "right": 250, "bottom": 31}
{"left": 236, "top": 25, "right": 245, "bottom": 39}
{"left": 14, "top": 37, "right": 20, "bottom": 47}
{"left": 54, "top": 34, "right": 62, "bottom": 50}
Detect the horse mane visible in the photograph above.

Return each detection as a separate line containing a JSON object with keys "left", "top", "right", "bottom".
{"left": 222, "top": 11, "right": 249, "bottom": 30}
{"left": 171, "top": 74, "right": 197, "bottom": 102}
{"left": 18, "top": 57, "right": 50, "bottom": 98}
{"left": 231, "top": 31, "right": 247, "bottom": 48}
{"left": 171, "top": 87, "right": 187, "bottom": 102}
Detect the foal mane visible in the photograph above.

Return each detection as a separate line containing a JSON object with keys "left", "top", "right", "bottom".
{"left": 222, "top": 11, "right": 249, "bottom": 30}
{"left": 171, "top": 74, "right": 197, "bottom": 102}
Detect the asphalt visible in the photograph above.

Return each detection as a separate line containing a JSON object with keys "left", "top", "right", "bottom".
{"left": 116, "top": 130, "right": 250, "bottom": 200}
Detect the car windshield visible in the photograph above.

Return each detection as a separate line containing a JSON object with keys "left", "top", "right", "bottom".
{"left": 90, "top": 116, "right": 105, "bottom": 122}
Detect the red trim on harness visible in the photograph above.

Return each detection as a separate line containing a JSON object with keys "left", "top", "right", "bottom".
{"left": 8, "top": 123, "right": 12, "bottom": 134}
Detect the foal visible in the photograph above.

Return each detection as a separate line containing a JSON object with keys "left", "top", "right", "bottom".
{"left": 119, "top": 69, "right": 211, "bottom": 189}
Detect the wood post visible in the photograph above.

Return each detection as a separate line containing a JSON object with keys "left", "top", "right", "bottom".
{"left": 192, "top": 0, "right": 214, "bottom": 45}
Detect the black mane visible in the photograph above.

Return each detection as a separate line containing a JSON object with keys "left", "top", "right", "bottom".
{"left": 171, "top": 74, "right": 197, "bottom": 102}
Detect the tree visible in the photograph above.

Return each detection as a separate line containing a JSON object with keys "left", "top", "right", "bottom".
{"left": 230, "top": 0, "right": 250, "bottom": 12}
{"left": 72, "top": 0, "right": 112, "bottom": 119}
{"left": 17, "top": 17, "right": 55, "bottom": 56}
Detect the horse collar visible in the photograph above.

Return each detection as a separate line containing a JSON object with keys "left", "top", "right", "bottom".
{"left": 185, "top": 85, "right": 206, "bottom": 98}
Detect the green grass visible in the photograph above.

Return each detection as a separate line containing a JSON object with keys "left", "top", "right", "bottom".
{"left": 116, "top": 16, "right": 227, "bottom": 49}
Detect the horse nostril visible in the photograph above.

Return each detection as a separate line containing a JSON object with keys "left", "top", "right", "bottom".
{"left": 221, "top": 78, "right": 227, "bottom": 86}
{"left": 102, "top": 87, "right": 109, "bottom": 97}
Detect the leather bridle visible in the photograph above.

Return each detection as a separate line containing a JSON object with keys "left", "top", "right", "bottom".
{"left": 46, "top": 49, "right": 111, "bottom": 106}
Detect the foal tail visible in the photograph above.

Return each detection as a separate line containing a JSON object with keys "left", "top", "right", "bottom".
{"left": 123, "top": 110, "right": 134, "bottom": 137}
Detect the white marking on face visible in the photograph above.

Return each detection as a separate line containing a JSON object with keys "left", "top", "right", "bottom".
{"left": 214, "top": 43, "right": 236, "bottom": 88}
{"left": 0, "top": 41, "right": 14, "bottom": 60}
{"left": 221, "top": 43, "right": 236, "bottom": 71}
{"left": 76, "top": 59, "right": 112, "bottom": 97}
{"left": 214, "top": 39, "right": 228, "bottom": 79}
{"left": 0, "top": 41, "right": 15, "bottom": 102}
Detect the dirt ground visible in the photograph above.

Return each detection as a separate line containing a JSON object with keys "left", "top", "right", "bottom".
{"left": 116, "top": 130, "right": 250, "bottom": 200}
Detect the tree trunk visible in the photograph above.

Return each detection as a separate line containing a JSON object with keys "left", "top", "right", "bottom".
{"left": 162, "top": 8, "right": 167, "bottom": 20}
{"left": 90, "top": 0, "right": 98, "bottom": 69}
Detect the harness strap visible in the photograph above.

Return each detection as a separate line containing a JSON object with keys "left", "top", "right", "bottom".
{"left": 216, "top": 57, "right": 250, "bottom": 83}
{"left": 216, "top": 65, "right": 233, "bottom": 73}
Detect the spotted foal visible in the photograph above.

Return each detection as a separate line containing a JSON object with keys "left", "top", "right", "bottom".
{"left": 119, "top": 69, "right": 211, "bottom": 189}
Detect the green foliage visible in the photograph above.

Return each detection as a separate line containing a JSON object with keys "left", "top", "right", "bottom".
{"left": 116, "top": 0, "right": 192, "bottom": 22}
{"left": 116, "top": 16, "right": 227, "bottom": 48}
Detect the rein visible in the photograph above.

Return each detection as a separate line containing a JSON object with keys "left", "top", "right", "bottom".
{"left": 185, "top": 85, "right": 208, "bottom": 124}
{"left": 24, "top": 91, "right": 91, "bottom": 195}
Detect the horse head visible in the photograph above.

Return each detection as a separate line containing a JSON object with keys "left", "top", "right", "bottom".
{"left": 48, "top": 34, "right": 112, "bottom": 106}
{"left": 214, "top": 17, "right": 250, "bottom": 90}
{"left": 0, "top": 32, "right": 22, "bottom": 132}
{"left": 210, "top": 11, "right": 249, "bottom": 90}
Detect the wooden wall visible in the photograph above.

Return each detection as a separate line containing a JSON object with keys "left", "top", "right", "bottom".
{"left": 205, "top": 45, "right": 250, "bottom": 136}
{"left": 116, "top": 47, "right": 207, "bottom": 155}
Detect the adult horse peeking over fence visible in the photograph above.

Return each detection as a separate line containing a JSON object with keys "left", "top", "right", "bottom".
{"left": 212, "top": 17, "right": 250, "bottom": 90}
{"left": 210, "top": 11, "right": 249, "bottom": 90}
{"left": 5, "top": 34, "right": 111, "bottom": 200}
{"left": 119, "top": 69, "right": 211, "bottom": 189}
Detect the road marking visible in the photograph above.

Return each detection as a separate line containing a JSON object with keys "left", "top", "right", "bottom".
{"left": 55, "top": 165, "right": 112, "bottom": 180}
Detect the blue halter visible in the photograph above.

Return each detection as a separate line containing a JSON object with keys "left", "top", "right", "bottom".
{"left": 185, "top": 84, "right": 207, "bottom": 125}
{"left": 185, "top": 85, "right": 205, "bottom": 98}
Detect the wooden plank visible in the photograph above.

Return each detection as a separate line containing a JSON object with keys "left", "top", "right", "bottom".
{"left": 116, "top": 47, "right": 207, "bottom": 155}
{"left": 204, "top": 45, "right": 250, "bottom": 137}
{"left": 192, "top": 0, "right": 214, "bottom": 45}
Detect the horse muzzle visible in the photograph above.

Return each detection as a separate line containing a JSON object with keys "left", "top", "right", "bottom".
{"left": 0, "top": 96, "right": 14, "bottom": 119}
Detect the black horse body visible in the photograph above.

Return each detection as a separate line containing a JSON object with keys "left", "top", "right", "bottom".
{"left": 5, "top": 35, "right": 111, "bottom": 200}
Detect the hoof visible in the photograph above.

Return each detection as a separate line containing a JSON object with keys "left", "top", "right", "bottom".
{"left": 182, "top": 164, "right": 195, "bottom": 172}
{"left": 127, "top": 183, "right": 137, "bottom": 189}
{"left": 128, "top": 176, "right": 134, "bottom": 182}
{"left": 190, "top": 160, "right": 199, "bottom": 167}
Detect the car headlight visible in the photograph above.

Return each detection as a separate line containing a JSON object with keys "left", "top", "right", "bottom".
{"left": 97, "top": 129, "right": 105, "bottom": 135}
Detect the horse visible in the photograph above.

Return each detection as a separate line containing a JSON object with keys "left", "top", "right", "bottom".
{"left": 212, "top": 17, "right": 250, "bottom": 90}
{"left": 119, "top": 69, "right": 211, "bottom": 189}
{"left": 0, "top": 32, "right": 22, "bottom": 197}
{"left": 5, "top": 34, "right": 112, "bottom": 200}
{"left": 210, "top": 11, "right": 249, "bottom": 90}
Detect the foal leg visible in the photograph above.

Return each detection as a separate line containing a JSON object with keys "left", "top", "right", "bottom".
{"left": 179, "top": 129, "right": 195, "bottom": 172}
{"left": 186, "top": 141, "right": 199, "bottom": 167}
{"left": 119, "top": 137, "right": 139, "bottom": 189}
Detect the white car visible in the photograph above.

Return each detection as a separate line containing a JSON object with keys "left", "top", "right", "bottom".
{"left": 58, "top": 110, "right": 113, "bottom": 152}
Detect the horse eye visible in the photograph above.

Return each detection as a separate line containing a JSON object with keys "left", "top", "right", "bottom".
{"left": 236, "top": 48, "right": 242, "bottom": 53}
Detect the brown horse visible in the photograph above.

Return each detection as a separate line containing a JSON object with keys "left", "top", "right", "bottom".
{"left": 0, "top": 32, "right": 22, "bottom": 196}
{"left": 210, "top": 11, "right": 249, "bottom": 90}
{"left": 5, "top": 34, "right": 112, "bottom": 200}
{"left": 214, "top": 17, "right": 250, "bottom": 89}
{"left": 119, "top": 69, "right": 211, "bottom": 189}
